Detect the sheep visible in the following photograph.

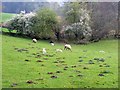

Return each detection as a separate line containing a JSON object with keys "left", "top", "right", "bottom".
{"left": 50, "top": 41, "right": 54, "bottom": 46}
{"left": 42, "top": 48, "right": 47, "bottom": 55}
{"left": 99, "top": 50, "right": 105, "bottom": 53}
{"left": 51, "top": 43, "right": 54, "bottom": 46}
{"left": 20, "top": 10, "right": 26, "bottom": 14}
{"left": 56, "top": 49, "right": 63, "bottom": 52}
{"left": 32, "top": 38, "right": 37, "bottom": 43}
{"left": 64, "top": 44, "right": 72, "bottom": 51}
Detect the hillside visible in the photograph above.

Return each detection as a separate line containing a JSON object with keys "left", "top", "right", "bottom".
{"left": 2, "top": 32, "right": 118, "bottom": 88}
{"left": 1, "top": 13, "right": 16, "bottom": 23}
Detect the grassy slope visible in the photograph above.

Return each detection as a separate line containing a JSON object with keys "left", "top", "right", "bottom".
{"left": 2, "top": 32, "right": 118, "bottom": 88}
{"left": 1, "top": 13, "right": 118, "bottom": 88}
{"left": 1, "top": 13, "right": 16, "bottom": 23}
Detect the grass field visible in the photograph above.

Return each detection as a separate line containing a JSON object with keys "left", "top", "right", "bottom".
{"left": 0, "top": 13, "right": 16, "bottom": 23}
{"left": 1, "top": 13, "right": 119, "bottom": 88}
{"left": 2, "top": 31, "right": 118, "bottom": 88}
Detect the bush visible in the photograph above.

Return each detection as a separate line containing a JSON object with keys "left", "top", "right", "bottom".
{"left": 6, "top": 11, "right": 36, "bottom": 35}
{"left": 6, "top": 9, "right": 58, "bottom": 39}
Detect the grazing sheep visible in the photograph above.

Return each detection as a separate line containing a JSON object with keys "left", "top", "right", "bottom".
{"left": 42, "top": 48, "right": 47, "bottom": 55}
{"left": 51, "top": 43, "right": 54, "bottom": 46}
{"left": 99, "top": 50, "right": 105, "bottom": 53}
{"left": 32, "top": 38, "right": 37, "bottom": 43}
{"left": 50, "top": 41, "right": 54, "bottom": 46}
{"left": 20, "top": 10, "right": 26, "bottom": 14}
{"left": 56, "top": 49, "right": 63, "bottom": 52}
{"left": 64, "top": 44, "right": 72, "bottom": 51}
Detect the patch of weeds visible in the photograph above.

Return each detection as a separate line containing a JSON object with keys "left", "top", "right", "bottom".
{"left": 83, "top": 67, "right": 89, "bottom": 69}
{"left": 94, "top": 57, "right": 105, "bottom": 62}
{"left": 35, "top": 54, "right": 41, "bottom": 58}
{"left": 17, "top": 48, "right": 28, "bottom": 52}
{"left": 71, "top": 65, "right": 77, "bottom": 68}
{"left": 104, "top": 65, "right": 110, "bottom": 67}
{"left": 36, "top": 60, "right": 43, "bottom": 62}
{"left": 75, "top": 70, "right": 81, "bottom": 73}
{"left": 69, "top": 75, "right": 74, "bottom": 77}
{"left": 51, "top": 75, "right": 58, "bottom": 79}
{"left": 41, "top": 64, "right": 44, "bottom": 66}
{"left": 101, "top": 70, "right": 112, "bottom": 74}
{"left": 10, "top": 83, "right": 18, "bottom": 87}
{"left": 83, "top": 50, "right": 87, "bottom": 52}
{"left": 88, "top": 60, "right": 94, "bottom": 64}
{"left": 25, "top": 59, "right": 30, "bottom": 62}
{"left": 98, "top": 73, "right": 104, "bottom": 76}
{"left": 53, "top": 61, "right": 59, "bottom": 63}
{"left": 63, "top": 68, "right": 67, "bottom": 70}
{"left": 47, "top": 72, "right": 53, "bottom": 74}
{"left": 26, "top": 80, "right": 34, "bottom": 84}
{"left": 53, "top": 60, "right": 65, "bottom": 63}
{"left": 99, "top": 65, "right": 103, "bottom": 67}
{"left": 78, "top": 60, "right": 83, "bottom": 62}
{"left": 77, "top": 74, "right": 83, "bottom": 77}
{"left": 56, "top": 70, "right": 62, "bottom": 73}
{"left": 47, "top": 54, "right": 54, "bottom": 57}
{"left": 43, "top": 58, "right": 49, "bottom": 60}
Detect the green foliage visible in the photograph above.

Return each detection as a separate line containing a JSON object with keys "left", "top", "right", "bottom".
{"left": 31, "top": 8, "right": 58, "bottom": 39}
{"left": 64, "top": 2, "right": 81, "bottom": 24}
{"left": 5, "top": 8, "right": 58, "bottom": 39}
{"left": 64, "top": 2, "right": 92, "bottom": 41}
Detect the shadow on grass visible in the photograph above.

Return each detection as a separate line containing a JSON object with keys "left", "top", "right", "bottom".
{"left": 2, "top": 31, "right": 30, "bottom": 38}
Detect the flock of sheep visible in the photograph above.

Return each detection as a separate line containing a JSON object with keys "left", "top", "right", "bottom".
{"left": 32, "top": 38, "right": 72, "bottom": 55}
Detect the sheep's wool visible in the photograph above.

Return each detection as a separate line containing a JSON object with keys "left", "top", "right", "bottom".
{"left": 65, "top": 44, "right": 71, "bottom": 49}
{"left": 43, "top": 48, "right": 47, "bottom": 54}
{"left": 56, "top": 49, "right": 63, "bottom": 52}
{"left": 51, "top": 43, "right": 54, "bottom": 46}
{"left": 33, "top": 39, "right": 37, "bottom": 43}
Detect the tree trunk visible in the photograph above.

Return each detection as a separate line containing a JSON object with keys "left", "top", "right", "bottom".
{"left": 55, "top": 32, "right": 60, "bottom": 41}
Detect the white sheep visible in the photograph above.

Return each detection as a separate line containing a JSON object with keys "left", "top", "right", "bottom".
{"left": 51, "top": 43, "right": 54, "bottom": 46}
{"left": 64, "top": 44, "right": 72, "bottom": 51}
{"left": 32, "top": 38, "right": 37, "bottom": 43}
{"left": 99, "top": 50, "right": 105, "bottom": 53}
{"left": 43, "top": 48, "right": 47, "bottom": 55}
{"left": 56, "top": 49, "right": 63, "bottom": 52}
{"left": 20, "top": 10, "right": 26, "bottom": 14}
{"left": 50, "top": 41, "right": 54, "bottom": 46}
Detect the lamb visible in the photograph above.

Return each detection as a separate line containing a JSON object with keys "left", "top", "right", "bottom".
{"left": 64, "top": 44, "right": 72, "bottom": 51}
{"left": 32, "top": 38, "right": 37, "bottom": 43}
{"left": 42, "top": 48, "right": 47, "bottom": 55}
{"left": 56, "top": 49, "right": 63, "bottom": 52}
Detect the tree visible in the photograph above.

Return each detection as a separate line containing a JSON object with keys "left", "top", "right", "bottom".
{"left": 88, "top": 2, "right": 118, "bottom": 40}
{"left": 31, "top": 8, "right": 58, "bottom": 39}
{"left": 6, "top": 11, "right": 36, "bottom": 35}
{"left": 64, "top": 2, "right": 80, "bottom": 24}
{"left": 63, "top": 2, "right": 92, "bottom": 41}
